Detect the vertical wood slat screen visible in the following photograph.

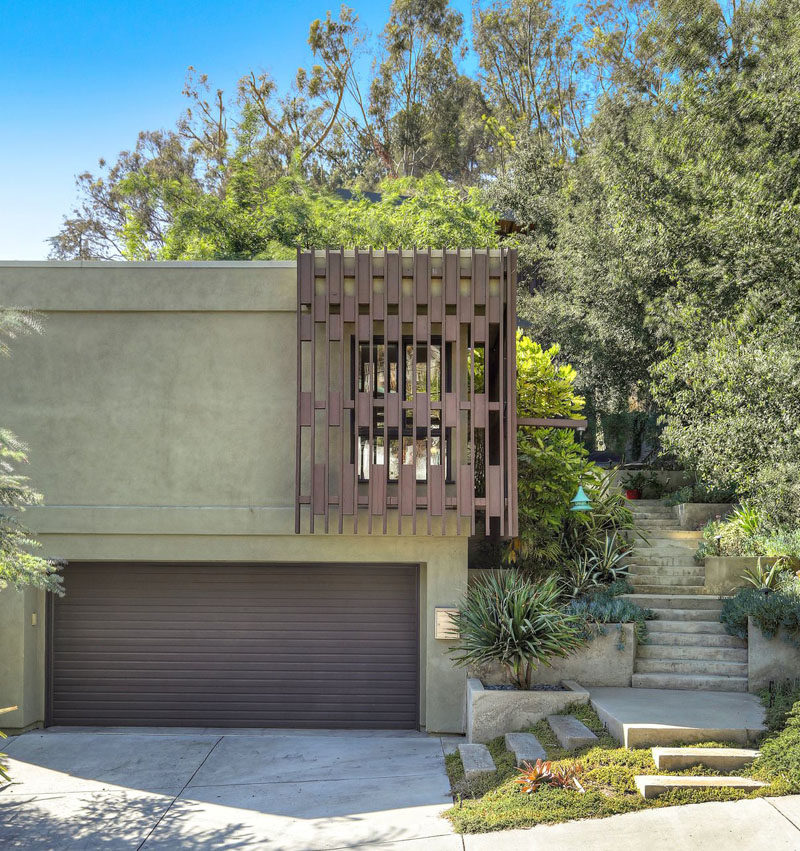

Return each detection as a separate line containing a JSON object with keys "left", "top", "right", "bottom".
{"left": 296, "top": 248, "right": 517, "bottom": 536}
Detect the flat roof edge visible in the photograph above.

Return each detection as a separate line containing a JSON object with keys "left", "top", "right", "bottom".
{"left": 0, "top": 260, "right": 297, "bottom": 268}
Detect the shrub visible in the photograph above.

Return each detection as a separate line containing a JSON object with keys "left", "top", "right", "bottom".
{"left": 565, "top": 592, "right": 653, "bottom": 644}
{"left": 721, "top": 587, "right": 800, "bottom": 645}
{"left": 559, "top": 532, "right": 632, "bottom": 599}
{"left": 695, "top": 508, "right": 800, "bottom": 565}
{"left": 761, "top": 681, "right": 800, "bottom": 733}
{"left": 749, "top": 698, "right": 800, "bottom": 790}
{"left": 450, "top": 571, "right": 587, "bottom": 689}
{"left": 664, "top": 482, "right": 739, "bottom": 506}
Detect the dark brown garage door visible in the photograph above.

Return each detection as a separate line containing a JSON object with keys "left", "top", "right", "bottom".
{"left": 49, "top": 562, "right": 419, "bottom": 728}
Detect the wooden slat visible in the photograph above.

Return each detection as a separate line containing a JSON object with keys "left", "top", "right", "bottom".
{"left": 296, "top": 247, "right": 519, "bottom": 537}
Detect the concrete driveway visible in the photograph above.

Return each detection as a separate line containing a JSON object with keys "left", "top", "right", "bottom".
{"left": 0, "top": 728, "right": 460, "bottom": 850}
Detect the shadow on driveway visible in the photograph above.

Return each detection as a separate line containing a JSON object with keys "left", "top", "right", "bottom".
{"left": 0, "top": 729, "right": 458, "bottom": 850}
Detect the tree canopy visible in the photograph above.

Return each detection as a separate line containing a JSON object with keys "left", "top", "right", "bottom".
{"left": 51, "top": 0, "right": 800, "bottom": 523}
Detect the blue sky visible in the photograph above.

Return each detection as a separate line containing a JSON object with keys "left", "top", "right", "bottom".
{"left": 1, "top": 0, "right": 473, "bottom": 260}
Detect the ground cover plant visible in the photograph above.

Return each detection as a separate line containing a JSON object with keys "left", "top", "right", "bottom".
{"left": 443, "top": 702, "right": 797, "bottom": 833}
{"left": 665, "top": 482, "right": 738, "bottom": 507}
{"left": 565, "top": 581, "right": 653, "bottom": 644}
{"left": 721, "top": 586, "right": 800, "bottom": 646}
{"left": 695, "top": 503, "right": 800, "bottom": 566}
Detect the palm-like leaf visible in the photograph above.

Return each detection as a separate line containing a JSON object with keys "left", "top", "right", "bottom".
{"left": 449, "top": 570, "right": 587, "bottom": 689}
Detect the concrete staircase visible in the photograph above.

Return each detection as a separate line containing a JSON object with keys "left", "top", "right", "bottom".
{"left": 624, "top": 500, "right": 748, "bottom": 692}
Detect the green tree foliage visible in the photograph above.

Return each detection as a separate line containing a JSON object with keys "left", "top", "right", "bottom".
{"left": 0, "top": 311, "right": 62, "bottom": 595}
{"left": 160, "top": 173, "right": 497, "bottom": 260}
{"left": 511, "top": 335, "right": 592, "bottom": 566}
{"left": 50, "top": 0, "right": 800, "bottom": 527}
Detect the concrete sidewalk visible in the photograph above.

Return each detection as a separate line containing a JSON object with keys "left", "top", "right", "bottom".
{"left": 463, "top": 795, "right": 800, "bottom": 850}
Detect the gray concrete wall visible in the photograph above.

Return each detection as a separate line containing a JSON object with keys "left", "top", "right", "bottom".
{"left": 468, "top": 623, "right": 636, "bottom": 688}
{"left": 703, "top": 557, "right": 778, "bottom": 596}
{"left": 747, "top": 617, "right": 800, "bottom": 693}
{"left": 674, "top": 503, "right": 734, "bottom": 530}
{"left": 0, "top": 261, "right": 469, "bottom": 732}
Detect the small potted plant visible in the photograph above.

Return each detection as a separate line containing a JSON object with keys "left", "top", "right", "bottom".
{"left": 624, "top": 472, "right": 647, "bottom": 500}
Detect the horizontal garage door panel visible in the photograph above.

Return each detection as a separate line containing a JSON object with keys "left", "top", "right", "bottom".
{"left": 51, "top": 563, "right": 419, "bottom": 728}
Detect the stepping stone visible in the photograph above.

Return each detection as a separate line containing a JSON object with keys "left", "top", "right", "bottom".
{"left": 504, "top": 732, "right": 546, "bottom": 767}
{"left": 634, "top": 774, "right": 768, "bottom": 799}
{"left": 652, "top": 747, "right": 760, "bottom": 772}
{"left": 547, "top": 714, "right": 599, "bottom": 750}
{"left": 458, "top": 743, "right": 496, "bottom": 780}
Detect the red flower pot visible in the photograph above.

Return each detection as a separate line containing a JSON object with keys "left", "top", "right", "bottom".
{"left": 625, "top": 488, "right": 642, "bottom": 500}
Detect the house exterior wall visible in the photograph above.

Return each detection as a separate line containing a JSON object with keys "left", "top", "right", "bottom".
{"left": 0, "top": 261, "right": 469, "bottom": 732}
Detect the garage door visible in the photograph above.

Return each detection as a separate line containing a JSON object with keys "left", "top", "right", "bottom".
{"left": 49, "top": 562, "right": 419, "bottom": 728}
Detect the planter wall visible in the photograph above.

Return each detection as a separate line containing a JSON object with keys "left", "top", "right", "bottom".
{"left": 466, "top": 678, "right": 590, "bottom": 743}
{"left": 747, "top": 617, "right": 800, "bottom": 692}
{"left": 674, "top": 502, "right": 734, "bottom": 531}
{"left": 467, "top": 624, "right": 636, "bottom": 689}
{"left": 703, "top": 556, "right": 779, "bottom": 596}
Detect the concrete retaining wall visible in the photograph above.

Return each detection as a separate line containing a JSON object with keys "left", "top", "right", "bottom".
{"left": 674, "top": 503, "right": 734, "bottom": 530}
{"left": 466, "top": 678, "right": 589, "bottom": 742}
{"left": 704, "top": 557, "right": 778, "bottom": 596}
{"left": 468, "top": 623, "right": 636, "bottom": 688}
{"left": 747, "top": 617, "right": 800, "bottom": 692}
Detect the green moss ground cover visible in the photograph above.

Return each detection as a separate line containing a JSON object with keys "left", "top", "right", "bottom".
{"left": 443, "top": 702, "right": 797, "bottom": 834}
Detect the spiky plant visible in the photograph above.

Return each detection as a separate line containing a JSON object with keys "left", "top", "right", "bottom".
{"left": 449, "top": 571, "right": 586, "bottom": 689}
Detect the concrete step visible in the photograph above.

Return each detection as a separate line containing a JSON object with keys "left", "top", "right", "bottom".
{"left": 624, "top": 594, "right": 723, "bottom": 610}
{"left": 630, "top": 585, "right": 708, "bottom": 595}
{"left": 637, "top": 644, "right": 748, "bottom": 663}
{"left": 631, "top": 552, "right": 700, "bottom": 564}
{"left": 635, "top": 658, "right": 747, "bottom": 676}
{"left": 651, "top": 747, "right": 760, "bottom": 772}
{"left": 458, "top": 743, "right": 496, "bottom": 780}
{"left": 648, "top": 619, "right": 730, "bottom": 636}
{"left": 634, "top": 774, "right": 767, "bottom": 799}
{"left": 630, "top": 554, "right": 699, "bottom": 564}
{"left": 649, "top": 607, "right": 725, "bottom": 621}
{"left": 646, "top": 631, "right": 746, "bottom": 648}
{"left": 633, "top": 508, "right": 678, "bottom": 529}
{"left": 635, "top": 520, "right": 681, "bottom": 529}
{"left": 629, "top": 564, "right": 705, "bottom": 578}
{"left": 637, "top": 530, "right": 702, "bottom": 542}
{"left": 632, "top": 672, "right": 748, "bottom": 692}
{"left": 504, "top": 732, "right": 546, "bottom": 767}
{"left": 629, "top": 574, "right": 704, "bottom": 587}
{"left": 547, "top": 714, "right": 599, "bottom": 750}
{"left": 632, "top": 541, "right": 699, "bottom": 552}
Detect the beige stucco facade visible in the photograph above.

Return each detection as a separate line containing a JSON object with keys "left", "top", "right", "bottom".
{"left": 0, "top": 261, "right": 469, "bottom": 732}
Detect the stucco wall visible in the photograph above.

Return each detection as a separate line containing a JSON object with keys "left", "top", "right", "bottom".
{"left": 747, "top": 617, "right": 800, "bottom": 693}
{"left": 469, "top": 623, "right": 636, "bottom": 688}
{"left": 0, "top": 261, "right": 469, "bottom": 732}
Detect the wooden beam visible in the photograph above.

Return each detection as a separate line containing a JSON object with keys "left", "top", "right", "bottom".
{"left": 517, "top": 417, "right": 588, "bottom": 430}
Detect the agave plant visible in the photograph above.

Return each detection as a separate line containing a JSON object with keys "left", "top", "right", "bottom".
{"left": 583, "top": 533, "right": 632, "bottom": 582}
{"left": 449, "top": 571, "right": 587, "bottom": 689}
{"left": 730, "top": 502, "right": 763, "bottom": 538}
{"left": 515, "top": 758, "right": 585, "bottom": 794}
{"left": 561, "top": 555, "right": 602, "bottom": 599}
{"left": 742, "top": 556, "right": 786, "bottom": 591}
{"left": 515, "top": 758, "right": 553, "bottom": 793}
{"left": 550, "top": 761, "right": 585, "bottom": 792}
